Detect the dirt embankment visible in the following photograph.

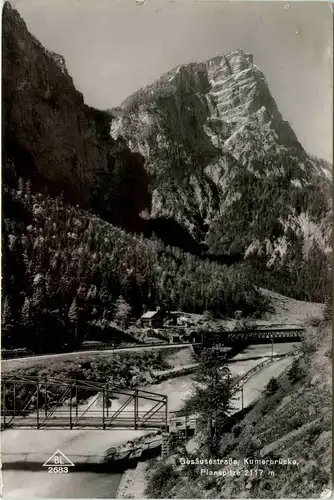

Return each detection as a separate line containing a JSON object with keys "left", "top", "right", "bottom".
{"left": 117, "top": 462, "right": 148, "bottom": 499}
{"left": 163, "top": 346, "right": 197, "bottom": 368}
{"left": 259, "top": 288, "right": 325, "bottom": 327}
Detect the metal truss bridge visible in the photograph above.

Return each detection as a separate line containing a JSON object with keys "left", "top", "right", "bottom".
{"left": 1, "top": 375, "right": 168, "bottom": 431}
{"left": 202, "top": 327, "right": 305, "bottom": 347}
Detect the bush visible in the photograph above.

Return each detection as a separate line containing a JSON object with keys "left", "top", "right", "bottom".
{"left": 265, "top": 377, "right": 280, "bottom": 395}
{"left": 300, "top": 339, "right": 317, "bottom": 359}
{"left": 232, "top": 424, "right": 242, "bottom": 438}
{"left": 145, "top": 463, "right": 178, "bottom": 498}
{"left": 325, "top": 347, "right": 332, "bottom": 359}
{"left": 238, "top": 435, "right": 261, "bottom": 456}
{"left": 305, "top": 316, "right": 323, "bottom": 327}
{"left": 287, "top": 359, "right": 305, "bottom": 383}
{"left": 260, "top": 393, "right": 281, "bottom": 416}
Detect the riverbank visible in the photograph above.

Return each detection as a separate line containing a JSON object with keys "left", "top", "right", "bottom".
{"left": 1, "top": 344, "right": 194, "bottom": 374}
{"left": 117, "top": 462, "right": 148, "bottom": 499}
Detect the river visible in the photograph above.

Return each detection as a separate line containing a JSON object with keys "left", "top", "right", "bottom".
{"left": 2, "top": 470, "right": 124, "bottom": 499}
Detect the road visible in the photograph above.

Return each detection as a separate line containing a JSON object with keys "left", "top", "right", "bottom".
{"left": 231, "top": 342, "right": 299, "bottom": 360}
{"left": 1, "top": 343, "right": 201, "bottom": 373}
{"left": 2, "top": 340, "right": 299, "bottom": 373}
{"left": 232, "top": 355, "right": 294, "bottom": 410}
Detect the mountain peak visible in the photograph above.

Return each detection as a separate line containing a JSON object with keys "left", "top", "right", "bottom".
{"left": 206, "top": 49, "right": 254, "bottom": 69}
{"left": 114, "top": 47, "right": 304, "bottom": 166}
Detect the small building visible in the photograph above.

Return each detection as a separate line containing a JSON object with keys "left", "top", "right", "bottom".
{"left": 180, "top": 331, "right": 201, "bottom": 344}
{"left": 168, "top": 312, "right": 194, "bottom": 327}
{"left": 140, "top": 310, "right": 166, "bottom": 328}
{"left": 166, "top": 312, "right": 180, "bottom": 326}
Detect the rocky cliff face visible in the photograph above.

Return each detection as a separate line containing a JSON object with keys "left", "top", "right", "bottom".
{"left": 111, "top": 50, "right": 331, "bottom": 260}
{"left": 2, "top": 2, "right": 150, "bottom": 232}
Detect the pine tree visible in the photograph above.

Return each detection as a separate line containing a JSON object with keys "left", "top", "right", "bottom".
{"left": 2, "top": 296, "right": 15, "bottom": 347}
{"left": 183, "top": 347, "right": 234, "bottom": 457}
{"left": 21, "top": 297, "right": 31, "bottom": 326}
{"left": 68, "top": 297, "right": 80, "bottom": 342}
{"left": 21, "top": 297, "right": 34, "bottom": 349}
{"left": 265, "top": 377, "right": 280, "bottom": 395}
{"left": 324, "top": 281, "right": 332, "bottom": 321}
{"left": 114, "top": 295, "right": 132, "bottom": 329}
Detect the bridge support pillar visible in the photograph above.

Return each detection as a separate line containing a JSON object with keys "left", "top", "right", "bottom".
{"left": 2, "top": 382, "right": 6, "bottom": 430}
{"left": 161, "top": 432, "right": 170, "bottom": 458}
{"left": 36, "top": 384, "right": 40, "bottom": 429}
{"left": 102, "top": 390, "right": 106, "bottom": 430}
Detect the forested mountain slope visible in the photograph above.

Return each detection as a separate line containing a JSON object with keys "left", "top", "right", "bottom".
{"left": 2, "top": 182, "right": 264, "bottom": 352}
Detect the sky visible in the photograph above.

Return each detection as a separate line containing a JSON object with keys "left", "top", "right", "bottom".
{"left": 10, "top": 0, "right": 333, "bottom": 162}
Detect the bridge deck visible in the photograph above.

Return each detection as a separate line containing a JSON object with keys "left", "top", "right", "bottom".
{"left": 3, "top": 416, "right": 167, "bottom": 430}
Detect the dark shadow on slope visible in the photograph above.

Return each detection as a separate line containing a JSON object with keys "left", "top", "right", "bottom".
{"left": 145, "top": 216, "right": 244, "bottom": 265}
{"left": 205, "top": 253, "right": 245, "bottom": 265}
{"left": 146, "top": 217, "right": 205, "bottom": 255}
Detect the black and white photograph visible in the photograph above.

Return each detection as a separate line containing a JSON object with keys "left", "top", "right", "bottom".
{"left": 1, "top": 0, "right": 332, "bottom": 498}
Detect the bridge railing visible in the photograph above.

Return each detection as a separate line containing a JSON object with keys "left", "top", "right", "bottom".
{"left": 169, "top": 349, "right": 300, "bottom": 431}
{"left": 230, "top": 359, "right": 271, "bottom": 392}
{"left": 227, "top": 349, "right": 300, "bottom": 393}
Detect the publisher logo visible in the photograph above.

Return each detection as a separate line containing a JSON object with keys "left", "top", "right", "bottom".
{"left": 43, "top": 450, "right": 75, "bottom": 473}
